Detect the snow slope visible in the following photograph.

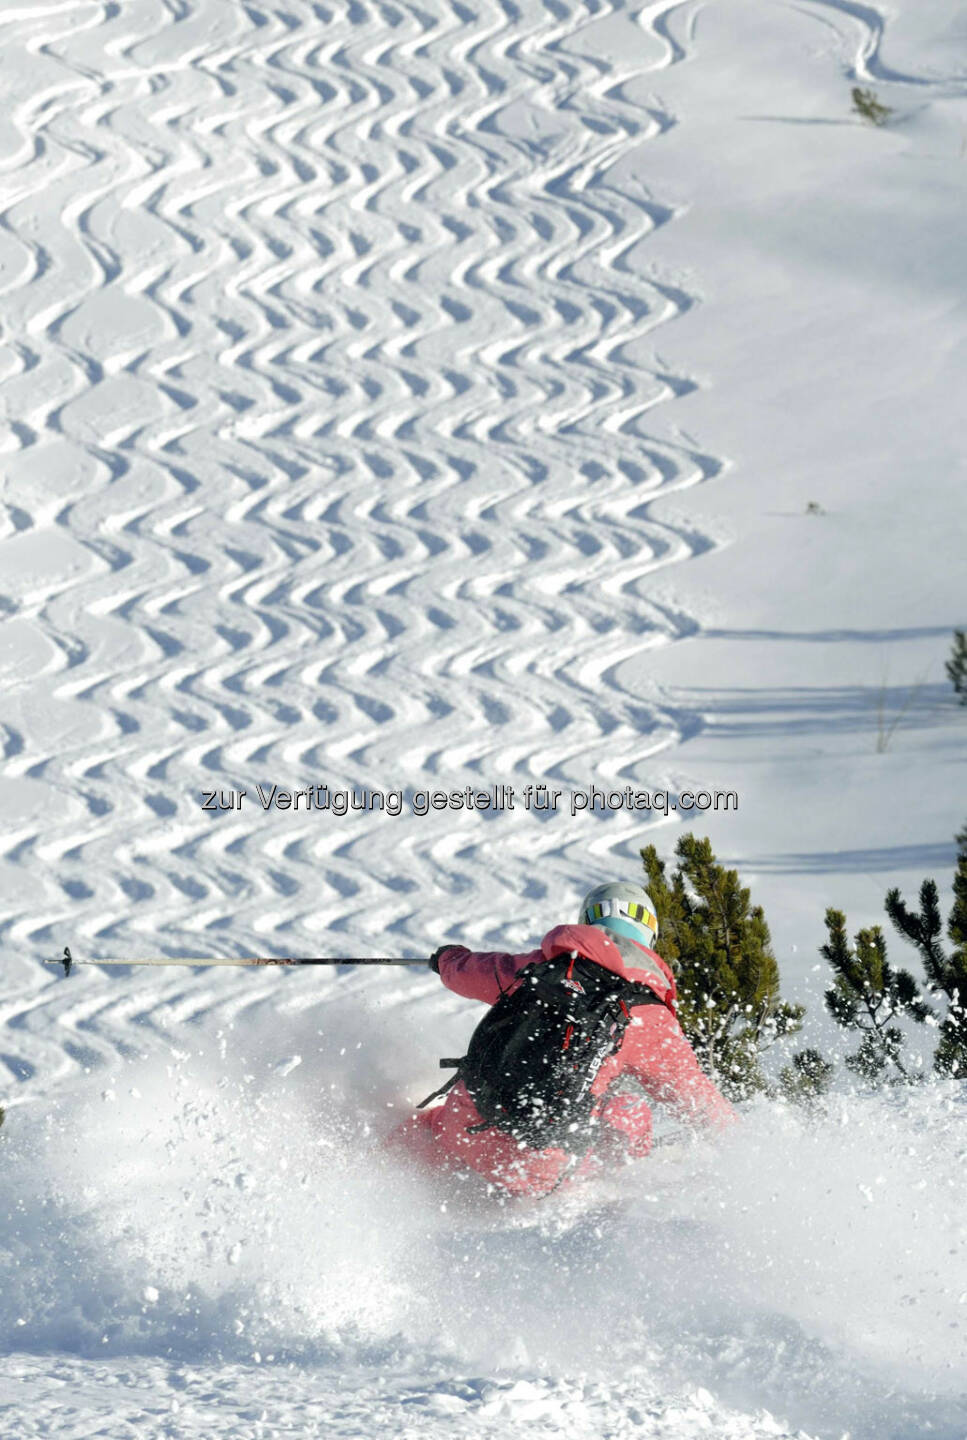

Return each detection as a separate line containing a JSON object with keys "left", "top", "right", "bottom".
{"left": 1, "top": 0, "right": 965, "bottom": 1435}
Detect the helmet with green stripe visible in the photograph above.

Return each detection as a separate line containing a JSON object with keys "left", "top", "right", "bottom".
{"left": 579, "top": 881, "right": 659, "bottom": 947}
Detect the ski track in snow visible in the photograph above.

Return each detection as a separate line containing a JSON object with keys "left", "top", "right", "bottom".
{"left": 794, "top": 0, "right": 967, "bottom": 88}
{"left": 0, "top": 0, "right": 724, "bottom": 1064}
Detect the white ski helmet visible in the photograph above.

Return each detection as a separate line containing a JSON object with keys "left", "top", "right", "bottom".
{"left": 579, "top": 881, "right": 659, "bottom": 948}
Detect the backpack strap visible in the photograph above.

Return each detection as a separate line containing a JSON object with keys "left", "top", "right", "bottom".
{"left": 627, "top": 981, "right": 668, "bottom": 1007}
{"left": 416, "top": 1057, "right": 464, "bottom": 1110}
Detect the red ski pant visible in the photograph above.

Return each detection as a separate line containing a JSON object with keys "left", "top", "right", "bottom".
{"left": 386, "top": 1082, "right": 651, "bottom": 1198}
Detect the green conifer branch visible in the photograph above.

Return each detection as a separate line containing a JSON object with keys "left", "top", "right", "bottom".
{"left": 780, "top": 1048, "right": 834, "bottom": 1106}
{"left": 882, "top": 825, "right": 967, "bottom": 1076}
{"left": 946, "top": 630, "right": 967, "bottom": 704}
{"left": 820, "top": 909, "right": 928, "bottom": 1082}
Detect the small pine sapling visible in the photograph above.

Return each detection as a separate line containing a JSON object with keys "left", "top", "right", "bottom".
{"left": 779, "top": 1048, "right": 835, "bottom": 1107}
{"left": 821, "top": 909, "right": 930, "bottom": 1082}
{"left": 851, "top": 86, "right": 891, "bottom": 126}
{"left": 946, "top": 630, "right": 967, "bottom": 705}
{"left": 642, "top": 835, "right": 803, "bottom": 1099}
{"left": 885, "top": 823, "right": 967, "bottom": 1076}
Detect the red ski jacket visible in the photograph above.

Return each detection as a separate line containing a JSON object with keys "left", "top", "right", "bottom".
{"left": 393, "top": 923, "right": 736, "bottom": 1198}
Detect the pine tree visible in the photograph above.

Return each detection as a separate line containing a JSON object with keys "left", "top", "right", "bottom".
{"left": 946, "top": 630, "right": 967, "bottom": 705}
{"left": 641, "top": 835, "right": 803, "bottom": 1099}
{"left": 821, "top": 910, "right": 930, "bottom": 1082}
{"left": 779, "top": 1048, "right": 835, "bottom": 1106}
{"left": 884, "top": 823, "right": 967, "bottom": 1076}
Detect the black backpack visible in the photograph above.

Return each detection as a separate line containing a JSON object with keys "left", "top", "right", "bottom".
{"left": 418, "top": 952, "right": 666, "bottom": 1152}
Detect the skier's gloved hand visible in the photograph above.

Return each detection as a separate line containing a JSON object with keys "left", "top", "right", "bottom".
{"left": 427, "top": 945, "right": 452, "bottom": 974}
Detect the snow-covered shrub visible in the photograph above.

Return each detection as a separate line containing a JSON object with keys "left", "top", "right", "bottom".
{"left": 779, "top": 1048, "right": 835, "bottom": 1106}
{"left": 821, "top": 911, "right": 930, "bottom": 1082}
{"left": 816, "top": 823, "right": 967, "bottom": 1081}
{"left": 851, "top": 86, "right": 891, "bottom": 126}
{"left": 885, "top": 821, "right": 967, "bottom": 1077}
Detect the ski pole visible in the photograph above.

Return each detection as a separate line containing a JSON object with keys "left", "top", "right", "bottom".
{"left": 48, "top": 947, "right": 427, "bottom": 978}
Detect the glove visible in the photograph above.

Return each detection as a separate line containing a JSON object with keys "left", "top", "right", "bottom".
{"left": 427, "top": 945, "right": 452, "bottom": 974}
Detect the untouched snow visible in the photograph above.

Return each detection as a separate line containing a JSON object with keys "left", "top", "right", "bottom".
{"left": 1, "top": 0, "right": 965, "bottom": 1436}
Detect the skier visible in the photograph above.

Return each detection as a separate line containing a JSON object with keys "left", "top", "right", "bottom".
{"left": 389, "top": 882, "right": 736, "bottom": 1198}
